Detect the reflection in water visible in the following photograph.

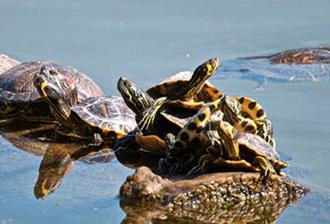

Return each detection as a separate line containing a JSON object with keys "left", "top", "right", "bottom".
{"left": 220, "top": 58, "right": 330, "bottom": 86}
{"left": 0, "top": 118, "right": 309, "bottom": 224}
{"left": 0, "top": 116, "right": 310, "bottom": 223}
{"left": 0, "top": 119, "right": 114, "bottom": 199}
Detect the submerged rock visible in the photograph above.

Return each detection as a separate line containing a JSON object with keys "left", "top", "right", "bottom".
{"left": 120, "top": 166, "right": 308, "bottom": 224}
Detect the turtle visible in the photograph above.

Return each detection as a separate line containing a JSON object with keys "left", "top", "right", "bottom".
{"left": 220, "top": 47, "right": 330, "bottom": 87}
{"left": 116, "top": 77, "right": 192, "bottom": 155}
{"left": 0, "top": 60, "right": 103, "bottom": 121}
{"left": 139, "top": 57, "right": 221, "bottom": 131}
{"left": 241, "top": 47, "right": 330, "bottom": 65}
{"left": 33, "top": 66, "right": 137, "bottom": 152}
{"left": 162, "top": 96, "right": 286, "bottom": 181}
{"left": 192, "top": 131, "right": 287, "bottom": 182}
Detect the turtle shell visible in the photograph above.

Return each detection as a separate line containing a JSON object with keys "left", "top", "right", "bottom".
{"left": 0, "top": 54, "right": 19, "bottom": 75}
{"left": 0, "top": 61, "right": 103, "bottom": 102}
{"left": 0, "top": 61, "right": 103, "bottom": 118}
{"left": 268, "top": 47, "right": 330, "bottom": 64}
{"left": 242, "top": 47, "right": 330, "bottom": 64}
{"left": 146, "top": 71, "right": 222, "bottom": 103}
{"left": 237, "top": 133, "right": 287, "bottom": 170}
{"left": 72, "top": 96, "right": 137, "bottom": 136}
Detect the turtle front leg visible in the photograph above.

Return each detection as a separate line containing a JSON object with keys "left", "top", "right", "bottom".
{"left": 112, "top": 131, "right": 167, "bottom": 156}
{"left": 168, "top": 99, "right": 205, "bottom": 110}
{"left": 252, "top": 156, "right": 276, "bottom": 184}
{"left": 135, "top": 133, "right": 167, "bottom": 156}
{"left": 139, "top": 97, "right": 167, "bottom": 131}
{"left": 211, "top": 157, "right": 258, "bottom": 172}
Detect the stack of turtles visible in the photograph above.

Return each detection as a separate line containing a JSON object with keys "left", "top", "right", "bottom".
{"left": 0, "top": 54, "right": 288, "bottom": 181}
{"left": 116, "top": 57, "right": 287, "bottom": 182}
{"left": 0, "top": 52, "right": 300, "bottom": 199}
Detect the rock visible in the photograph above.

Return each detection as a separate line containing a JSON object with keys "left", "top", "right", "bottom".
{"left": 120, "top": 166, "right": 308, "bottom": 224}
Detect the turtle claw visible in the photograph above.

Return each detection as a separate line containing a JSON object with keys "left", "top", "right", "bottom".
{"left": 187, "top": 166, "right": 201, "bottom": 176}
{"left": 259, "top": 168, "right": 272, "bottom": 185}
{"left": 93, "top": 133, "right": 104, "bottom": 146}
{"left": 257, "top": 161, "right": 276, "bottom": 184}
{"left": 188, "top": 154, "right": 215, "bottom": 176}
{"left": 139, "top": 97, "right": 167, "bottom": 131}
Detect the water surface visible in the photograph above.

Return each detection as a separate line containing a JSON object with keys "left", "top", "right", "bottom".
{"left": 0, "top": 0, "right": 330, "bottom": 223}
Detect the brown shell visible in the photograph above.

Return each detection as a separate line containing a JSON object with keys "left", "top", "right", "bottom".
{"left": 72, "top": 96, "right": 137, "bottom": 135}
{"left": 243, "top": 47, "right": 330, "bottom": 65}
{"left": 269, "top": 47, "right": 330, "bottom": 64}
{"left": 0, "top": 61, "right": 103, "bottom": 102}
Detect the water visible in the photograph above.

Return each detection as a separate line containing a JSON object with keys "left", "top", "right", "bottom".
{"left": 1, "top": 0, "right": 330, "bottom": 223}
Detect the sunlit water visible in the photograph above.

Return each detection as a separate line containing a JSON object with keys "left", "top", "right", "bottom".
{"left": 1, "top": 0, "right": 330, "bottom": 223}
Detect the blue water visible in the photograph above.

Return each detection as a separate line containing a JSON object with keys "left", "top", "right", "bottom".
{"left": 1, "top": 0, "right": 330, "bottom": 223}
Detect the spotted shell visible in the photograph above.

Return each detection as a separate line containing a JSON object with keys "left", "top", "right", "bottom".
{"left": 72, "top": 96, "right": 137, "bottom": 135}
{"left": 0, "top": 61, "right": 103, "bottom": 103}
{"left": 146, "top": 71, "right": 222, "bottom": 102}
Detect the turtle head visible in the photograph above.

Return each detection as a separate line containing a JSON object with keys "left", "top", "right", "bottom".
{"left": 196, "top": 57, "right": 221, "bottom": 76}
{"left": 187, "top": 57, "right": 221, "bottom": 96}
{"left": 33, "top": 65, "right": 78, "bottom": 120}
{"left": 117, "top": 77, "right": 154, "bottom": 115}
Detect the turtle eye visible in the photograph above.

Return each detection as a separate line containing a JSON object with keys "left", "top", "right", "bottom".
{"left": 49, "top": 69, "right": 57, "bottom": 76}
{"left": 109, "top": 131, "right": 117, "bottom": 141}
{"left": 34, "top": 76, "right": 43, "bottom": 85}
{"left": 125, "top": 80, "right": 132, "bottom": 88}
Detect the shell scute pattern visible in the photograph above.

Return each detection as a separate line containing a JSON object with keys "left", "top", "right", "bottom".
{"left": 73, "top": 96, "right": 137, "bottom": 134}
{"left": 270, "top": 47, "right": 330, "bottom": 64}
{"left": 0, "top": 61, "right": 44, "bottom": 102}
{"left": 237, "top": 133, "right": 279, "bottom": 160}
{"left": 0, "top": 61, "right": 103, "bottom": 102}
